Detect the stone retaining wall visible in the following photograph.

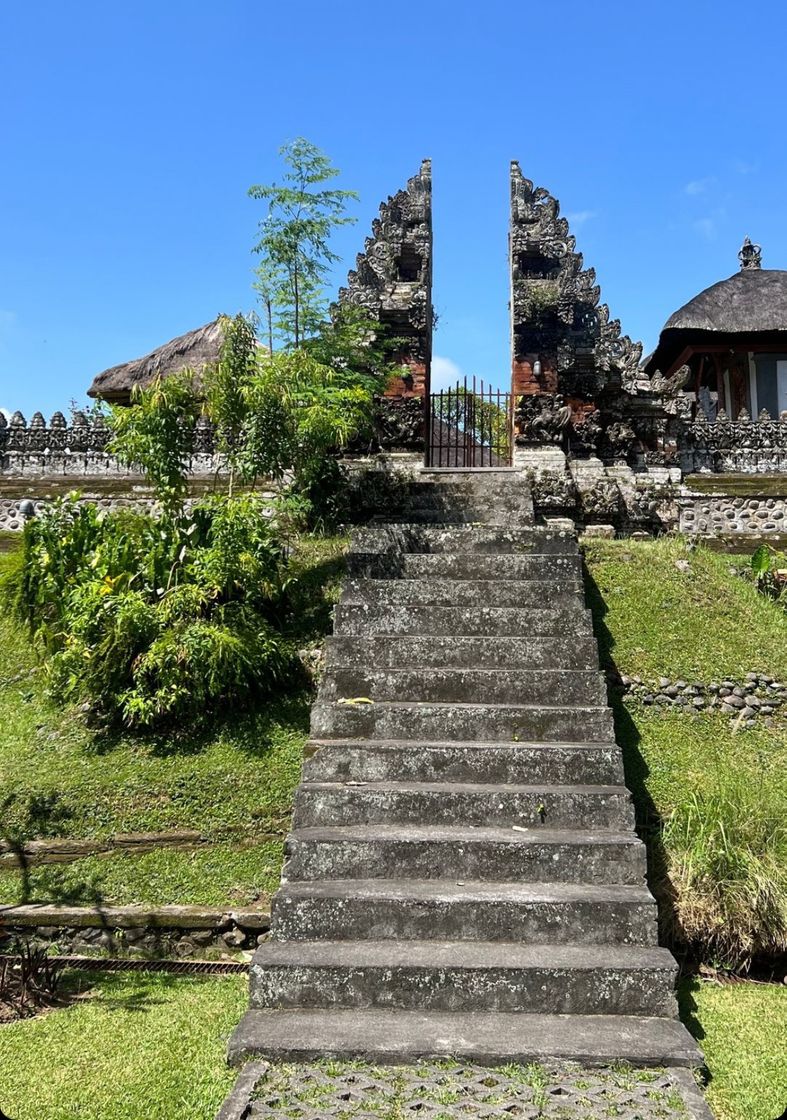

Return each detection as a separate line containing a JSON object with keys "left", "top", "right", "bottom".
{"left": 678, "top": 494, "right": 787, "bottom": 535}
{"left": 0, "top": 903, "right": 270, "bottom": 959}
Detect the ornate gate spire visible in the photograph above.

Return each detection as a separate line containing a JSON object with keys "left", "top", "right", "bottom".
{"left": 508, "top": 160, "right": 642, "bottom": 403}
{"left": 339, "top": 160, "right": 433, "bottom": 396}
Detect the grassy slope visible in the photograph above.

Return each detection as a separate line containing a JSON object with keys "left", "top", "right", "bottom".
{"left": 0, "top": 535, "right": 347, "bottom": 909}
{"left": 0, "top": 971, "right": 782, "bottom": 1120}
{"left": 583, "top": 535, "right": 787, "bottom": 683}
{"left": 0, "top": 972, "right": 246, "bottom": 1120}
{"left": 584, "top": 536, "right": 787, "bottom": 965}
{"left": 683, "top": 979, "right": 787, "bottom": 1120}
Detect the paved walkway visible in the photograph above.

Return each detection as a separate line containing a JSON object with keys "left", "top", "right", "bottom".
{"left": 218, "top": 1060, "right": 713, "bottom": 1120}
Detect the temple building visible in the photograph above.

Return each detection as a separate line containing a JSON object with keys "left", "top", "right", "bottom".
{"left": 644, "top": 239, "right": 787, "bottom": 424}
{"left": 3, "top": 159, "right": 787, "bottom": 537}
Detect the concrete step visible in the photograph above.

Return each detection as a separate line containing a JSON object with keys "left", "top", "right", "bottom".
{"left": 372, "top": 510, "right": 495, "bottom": 525}
{"left": 350, "top": 526, "right": 576, "bottom": 556}
{"left": 340, "top": 578, "right": 584, "bottom": 606}
{"left": 319, "top": 668, "right": 607, "bottom": 706}
{"left": 303, "top": 739, "right": 625, "bottom": 785}
{"left": 228, "top": 1008, "right": 702, "bottom": 1068}
{"left": 310, "top": 701, "right": 615, "bottom": 743}
{"left": 324, "top": 635, "right": 600, "bottom": 670}
{"left": 248, "top": 941, "right": 678, "bottom": 1017}
{"left": 293, "top": 781, "right": 634, "bottom": 830}
{"left": 271, "top": 880, "right": 658, "bottom": 945}
{"left": 393, "top": 478, "right": 535, "bottom": 525}
{"left": 283, "top": 825, "right": 647, "bottom": 884}
{"left": 332, "top": 604, "right": 591, "bottom": 637}
{"left": 349, "top": 552, "right": 583, "bottom": 580}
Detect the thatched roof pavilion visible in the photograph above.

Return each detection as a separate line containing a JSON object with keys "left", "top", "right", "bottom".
{"left": 644, "top": 241, "right": 787, "bottom": 421}
{"left": 88, "top": 320, "right": 225, "bottom": 404}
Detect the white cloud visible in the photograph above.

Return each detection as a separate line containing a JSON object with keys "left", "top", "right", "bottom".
{"left": 0, "top": 407, "right": 10, "bottom": 422}
{"left": 431, "top": 354, "right": 465, "bottom": 391}
{"left": 685, "top": 177, "right": 716, "bottom": 196}
{"left": 693, "top": 217, "right": 717, "bottom": 240}
{"left": 734, "top": 160, "right": 758, "bottom": 176}
{"left": 564, "top": 210, "right": 596, "bottom": 227}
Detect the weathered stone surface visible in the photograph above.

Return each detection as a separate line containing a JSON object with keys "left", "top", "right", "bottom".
{"left": 271, "top": 880, "right": 657, "bottom": 946}
{"left": 303, "top": 740, "right": 625, "bottom": 786}
{"left": 229, "top": 1009, "right": 701, "bottom": 1069}
{"left": 339, "top": 160, "right": 432, "bottom": 397}
{"left": 249, "top": 940, "right": 678, "bottom": 1017}
{"left": 228, "top": 469, "right": 699, "bottom": 1072}
{"left": 282, "top": 825, "right": 646, "bottom": 885}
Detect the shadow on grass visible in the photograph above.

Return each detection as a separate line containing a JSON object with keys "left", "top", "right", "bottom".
{"left": 280, "top": 552, "right": 347, "bottom": 647}
{"left": 87, "top": 686, "right": 312, "bottom": 761}
{"left": 92, "top": 972, "right": 184, "bottom": 1012}
{"left": 0, "top": 794, "right": 113, "bottom": 932}
{"left": 582, "top": 563, "right": 695, "bottom": 966}
{"left": 677, "top": 978, "right": 706, "bottom": 1043}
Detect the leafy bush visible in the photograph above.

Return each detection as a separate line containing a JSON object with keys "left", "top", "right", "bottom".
{"left": 4, "top": 493, "right": 298, "bottom": 730}
{"left": 750, "top": 544, "right": 787, "bottom": 609}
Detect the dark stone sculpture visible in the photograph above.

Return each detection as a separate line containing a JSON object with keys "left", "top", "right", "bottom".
{"left": 509, "top": 161, "right": 643, "bottom": 402}
{"left": 339, "top": 160, "right": 433, "bottom": 396}
{"left": 515, "top": 393, "right": 572, "bottom": 445}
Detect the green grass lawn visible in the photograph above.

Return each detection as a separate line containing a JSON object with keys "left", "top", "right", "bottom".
{"left": 0, "top": 839, "right": 284, "bottom": 908}
{"left": 584, "top": 537, "right": 787, "bottom": 967}
{"left": 583, "top": 535, "right": 787, "bottom": 683}
{"left": 0, "top": 968, "right": 783, "bottom": 1120}
{"left": 0, "top": 534, "right": 347, "bottom": 910}
{"left": 683, "top": 978, "right": 787, "bottom": 1120}
{"left": 0, "top": 971, "right": 247, "bottom": 1120}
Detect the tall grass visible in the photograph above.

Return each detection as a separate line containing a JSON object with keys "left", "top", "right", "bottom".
{"left": 660, "top": 760, "right": 787, "bottom": 968}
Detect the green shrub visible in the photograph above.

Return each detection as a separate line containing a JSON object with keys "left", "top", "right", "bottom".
{"left": 3, "top": 494, "right": 298, "bottom": 730}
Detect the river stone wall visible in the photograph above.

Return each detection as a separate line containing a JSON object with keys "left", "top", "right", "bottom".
{"left": 0, "top": 903, "right": 270, "bottom": 959}
{"left": 678, "top": 493, "right": 787, "bottom": 534}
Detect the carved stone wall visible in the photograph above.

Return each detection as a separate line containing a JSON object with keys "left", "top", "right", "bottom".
{"left": 508, "top": 162, "right": 678, "bottom": 467}
{"left": 680, "top": 413, "right": 787, "bottom": 474}
{"left": 339, "top": 160, "right": 432, "bottom": 397}
{"left": 0, "top": 410, "right": 221, "bottom": 478}
{"left": 509, "top": 162, "right": 643, "bottom": 403}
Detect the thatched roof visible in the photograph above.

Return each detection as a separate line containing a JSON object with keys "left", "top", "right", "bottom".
{"left": 663, "top": 269, "right": 787, "bottom": 334}
{"left": 645, "top": 268, "right": 787, "bottom": 374}
{"left": 88, "top": 320, "right": 225, "bottom": 403}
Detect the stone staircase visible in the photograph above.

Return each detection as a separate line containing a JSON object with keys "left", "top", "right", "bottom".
{"left": 229, "top": 472, "right": 701, "bottom": 1068}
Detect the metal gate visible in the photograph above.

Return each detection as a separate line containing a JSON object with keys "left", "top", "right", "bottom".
{"left": 426, "top": 378, "right": 513, "bottom": 467}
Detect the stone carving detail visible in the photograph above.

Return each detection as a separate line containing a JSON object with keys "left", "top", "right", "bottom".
{"left": 529, "top": 470, "right": 579, "bottom": 511}
{"left": 738, "top": 235, "right": 762, "bottom": 271}
{"left": 0, "top": 409, "right": 213, "bottom": 477}
{"left": 339, "top": 160, "right": 433, "bottom": 393}
{"left": 580, "top": 481, "right": 623, "bottom": 521}
{"left": 372, "top": 395, "right": 424, "bottom": 450}
{"left": 569, "top": 409, "right": 603, "bottom": 456}
{"left": 680, "top": 413, "right": 787, "bottom": 473}
{"left": 515, "top": 393, "right": 572, "bottom": 444}
{"left": 1, "top": 397, "right": 423, "bottom": 477}
{"left": 509, "top": 161, "right": 643, "bottom": 396}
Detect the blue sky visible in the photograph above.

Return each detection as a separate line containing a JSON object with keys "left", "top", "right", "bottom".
{"left": 2, "top": 0, "right": 786, "bottom": 416}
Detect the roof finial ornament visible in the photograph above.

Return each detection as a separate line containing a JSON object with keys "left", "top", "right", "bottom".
{"left": 738, "top": 236, "right": 762, "bottom": 271}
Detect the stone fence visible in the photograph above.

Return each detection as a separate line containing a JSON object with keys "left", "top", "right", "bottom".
{"left": 0, "top": 409, "right": 220, "bottom": 477}
{"left": 680, "top": 412, "right": 787, "bottom": 474}
{"left": 0, "top": 398, "right": 425, "bottom": 479}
